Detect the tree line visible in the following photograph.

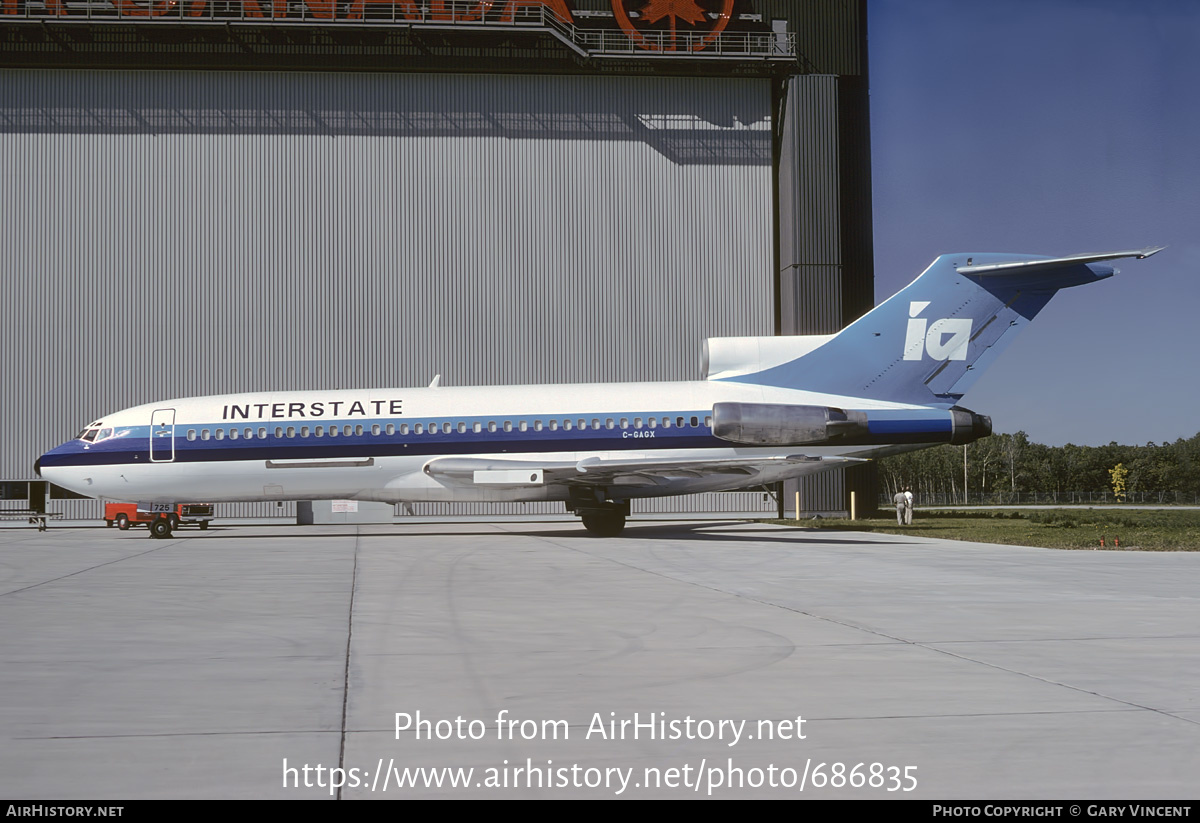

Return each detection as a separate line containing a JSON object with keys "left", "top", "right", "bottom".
{"left": 876, "top": 431, "right": 1200, "bottom": 505}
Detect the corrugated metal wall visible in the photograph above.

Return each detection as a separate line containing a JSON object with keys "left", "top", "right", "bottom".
{"left": 1, "top": 68, "right": 776, "bottom": 517}
{"left": 791, "top": 0, "right": 868, "bottom": 76}
{"left": 776, "top": 73, "right": 876, "bottom": 516}
{"left": 779, "top": 75, "right": 843, "bottom": 337}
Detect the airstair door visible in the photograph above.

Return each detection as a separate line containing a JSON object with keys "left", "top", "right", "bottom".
{"left": 150, "top": 409, "right": 176, "bottom": 463}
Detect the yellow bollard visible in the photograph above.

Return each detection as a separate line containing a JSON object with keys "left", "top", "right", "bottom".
{"left": 850, "top": 491, "right": 856, "bottom": 521}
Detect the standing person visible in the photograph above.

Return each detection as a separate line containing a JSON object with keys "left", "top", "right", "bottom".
{"left": 893, "top": 489, "right": 907, "bottom": 525}
{"left": 903, "top": 487, "right": 914, "bottom": 525}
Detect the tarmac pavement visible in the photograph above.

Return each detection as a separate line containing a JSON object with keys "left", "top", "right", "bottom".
{"left": 1, "top": 520, "right": 1197, "bottom": 799}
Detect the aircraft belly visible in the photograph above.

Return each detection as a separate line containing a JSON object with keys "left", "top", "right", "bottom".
{"left": 54, "top": 456, "right": 422, "bottom": 504}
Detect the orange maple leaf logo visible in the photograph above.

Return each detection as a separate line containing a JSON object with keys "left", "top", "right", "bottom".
{"left": 639, "top": 0, "right": 707, "bottom": 27}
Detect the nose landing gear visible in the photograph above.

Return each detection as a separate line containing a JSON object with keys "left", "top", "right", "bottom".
{"left": 149, "top": 516, "right": 173, "bottom": 539}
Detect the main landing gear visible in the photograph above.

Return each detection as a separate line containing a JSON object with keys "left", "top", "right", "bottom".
{"left": 568, "top": 497, "right": 629, "bottom": 537}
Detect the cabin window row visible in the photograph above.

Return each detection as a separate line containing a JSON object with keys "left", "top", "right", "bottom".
{"left": 184, "top": 415, "right": 711, "bottom": 442}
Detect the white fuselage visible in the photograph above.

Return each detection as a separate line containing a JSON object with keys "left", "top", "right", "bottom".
{"left": 39, "top": 379, "right": 939, "bottom": 505}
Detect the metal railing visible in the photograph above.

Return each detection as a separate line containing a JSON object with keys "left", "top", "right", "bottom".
{"left": 0, "top": 0, "right": 797, "bottom": 60}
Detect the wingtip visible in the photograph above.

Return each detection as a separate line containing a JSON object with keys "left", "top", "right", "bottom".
{"left": 1136, "top": 245, "right": 1166, "bottom": 259}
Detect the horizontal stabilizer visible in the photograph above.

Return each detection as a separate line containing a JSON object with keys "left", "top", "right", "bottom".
{"left": 956, "top": 246, "right": 1163, "bottom": 276}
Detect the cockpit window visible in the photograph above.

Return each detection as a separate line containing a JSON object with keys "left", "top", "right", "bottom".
{"left": 93, "top": 428, "right": 114, "bottom": 443}
{"left": 76, "top": 421, "right": 105, "bottom": 441}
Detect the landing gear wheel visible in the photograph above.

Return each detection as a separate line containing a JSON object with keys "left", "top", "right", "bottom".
{"left": 116, "top": 514, "right": 130, "bottom": 531}
{"left": 581, "top": 510, "right": 626, "bottom": 537}
{"left": 150, "top": 517, "right": 172, "bottom": 539}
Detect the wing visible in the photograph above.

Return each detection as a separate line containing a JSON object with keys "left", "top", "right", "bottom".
{"left": 422, "top": 453, "right": 866, "bottom": 491}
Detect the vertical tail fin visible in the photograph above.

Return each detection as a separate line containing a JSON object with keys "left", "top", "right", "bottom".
{"left": 722, "top": 248, "right": 1161, "bottom": 407}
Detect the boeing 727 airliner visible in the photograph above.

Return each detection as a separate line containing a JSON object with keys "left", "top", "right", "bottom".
{"left": 36, "top": 248, "right": 1161, "bottom": 537}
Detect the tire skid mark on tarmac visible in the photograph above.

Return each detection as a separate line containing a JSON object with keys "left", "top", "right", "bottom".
{"left": 0, "top": 540, "right": 183, "bottom": 598}
{"left": 504, "top": 524, "right": 1200, "bottom": 729}
{"left": 500, "top": 526, "right": 800, "bottom": 693}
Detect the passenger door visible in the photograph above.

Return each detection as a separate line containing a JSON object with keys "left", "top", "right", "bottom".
{"left": 150, "top": 408, "right": 176, "bottom": 463}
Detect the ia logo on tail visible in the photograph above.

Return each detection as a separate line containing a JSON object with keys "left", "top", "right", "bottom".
{"left": 903, "top": 302, "right": 972, "bottom": 361}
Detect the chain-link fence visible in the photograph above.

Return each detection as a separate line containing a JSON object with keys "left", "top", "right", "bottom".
{"left": 880, "top": 491, "right": 1200, "bottom": 507}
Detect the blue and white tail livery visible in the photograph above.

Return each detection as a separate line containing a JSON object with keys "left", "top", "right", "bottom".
{"left": 710, "top": 247, "right": 1162, "bottom": 407}
{"left": 37, "top": 247, "right": 1161, "bottom": 536}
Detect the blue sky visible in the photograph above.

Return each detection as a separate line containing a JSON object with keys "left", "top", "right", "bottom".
{"left": 868, "top": 0, "right": 1200, "bottom": 446}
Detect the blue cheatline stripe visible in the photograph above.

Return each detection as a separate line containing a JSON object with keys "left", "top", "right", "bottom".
{"left": 44, "top": 433, "right": 726, "bottom": 467}
{"left": 866, "top": 414, "right": 952, "bottom": 445}
{"left": 868, "top": 419, "right": 951, "bottom": 434}
{"left": 42, "top": 408, "right": 960, "bottom": 468}
{"left": 41, "top": 411, "right": 721, "bottom": 468}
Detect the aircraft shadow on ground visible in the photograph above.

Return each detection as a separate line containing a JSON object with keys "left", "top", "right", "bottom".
{"left": 118, "top": 521, "right": 901, "bottom": 547}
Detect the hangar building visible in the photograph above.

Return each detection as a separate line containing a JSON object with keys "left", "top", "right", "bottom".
{"left": 0, "top": 0, "right": 875, "bottom": 521}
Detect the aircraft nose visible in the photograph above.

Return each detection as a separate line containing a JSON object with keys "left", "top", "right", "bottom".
{"left": 33, "top": 457, "right": 41, "bottom": 477}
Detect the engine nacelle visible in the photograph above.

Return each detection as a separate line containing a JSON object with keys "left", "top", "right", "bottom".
{"left": 714, "top": 402, "right": 993, "bottom": 447}
{"left": 712, "top": 402, "right": 870, "bottom": 446}
{"left": 950, "top": 407, "right": 992, "bottom": 444}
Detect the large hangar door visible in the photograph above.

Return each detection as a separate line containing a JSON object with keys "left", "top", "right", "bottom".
{"left": 2, "top": 69, "right": 774, "bottom": 516}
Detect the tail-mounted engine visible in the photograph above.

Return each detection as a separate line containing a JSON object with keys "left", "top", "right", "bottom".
{"left": 712, "top": 402, "right": 992, "bottom": 447}
{"left": 712, "top": 403, "right": 869, "bottom": 446}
